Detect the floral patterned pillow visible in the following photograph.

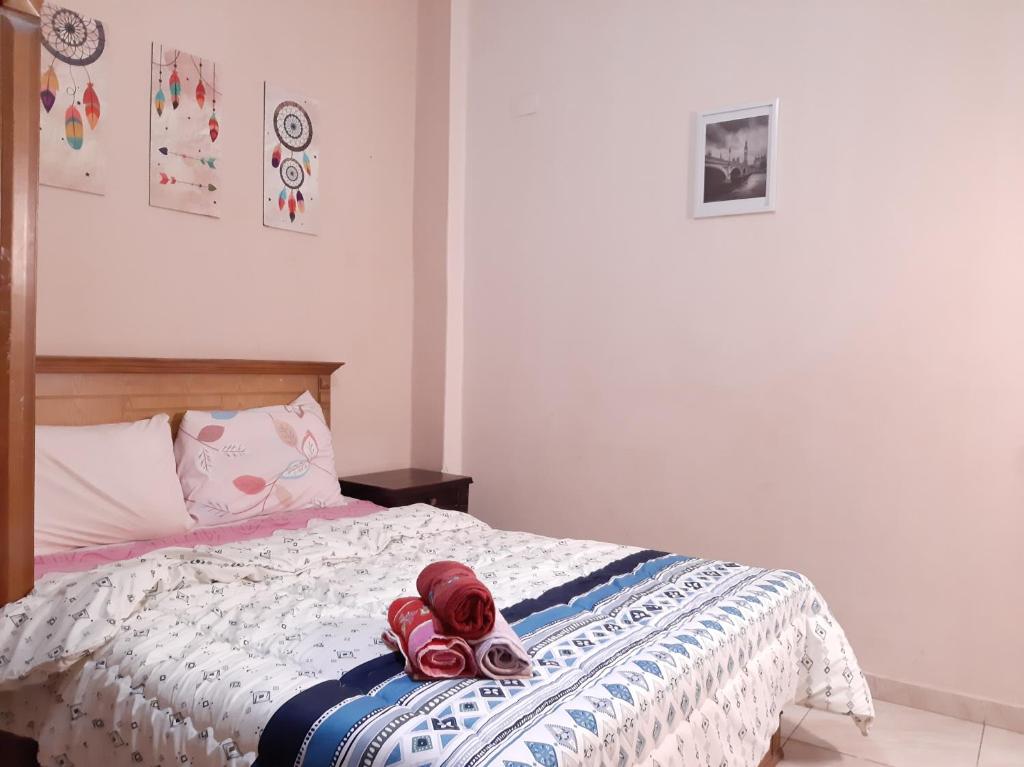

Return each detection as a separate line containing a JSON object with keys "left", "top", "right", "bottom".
{"left": 174, "top": 392, "right": 346, "bottom": 525}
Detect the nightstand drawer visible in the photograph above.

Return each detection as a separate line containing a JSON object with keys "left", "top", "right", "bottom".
{"left": 422, "top": 484, "right": 469, "bottom": 513}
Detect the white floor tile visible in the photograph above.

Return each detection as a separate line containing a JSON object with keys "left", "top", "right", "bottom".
{"left": 790, "top": 699, "right": 983, "bottom": 767}
{"left": 781, "top": 740, "right": 886, "bottom": 766}
{"left": 782, "top": 705, "right": 811, "bottom": 743}
{"left": 979, "top": 725, "right": 1024, "bottom": 767}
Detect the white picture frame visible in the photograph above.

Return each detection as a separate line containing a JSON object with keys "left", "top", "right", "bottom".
{"left": 692, "top": 98, "right": 779, "bottom": 218}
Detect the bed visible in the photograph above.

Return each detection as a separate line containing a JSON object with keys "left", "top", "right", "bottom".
{"left": 0, "top": 357, "right": 874, "bottom": 767}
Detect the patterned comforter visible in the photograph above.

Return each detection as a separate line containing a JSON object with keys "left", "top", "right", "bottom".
{"left": 0, "top": 506, "right": 874, "bottom": 767}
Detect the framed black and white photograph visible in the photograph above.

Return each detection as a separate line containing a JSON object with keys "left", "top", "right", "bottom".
{"left": 693, "top": 99, "right": 779, "bottom": 218}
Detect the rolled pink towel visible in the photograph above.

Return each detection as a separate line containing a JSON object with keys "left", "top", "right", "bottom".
{"left": 470, "top": 610, "right": 532, "bottom": 679}
{"left": 384, "top": 597, "right": 478, "bottom": 680}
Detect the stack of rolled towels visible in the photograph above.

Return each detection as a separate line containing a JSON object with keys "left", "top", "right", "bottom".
{"left": 384, "top": 561, "right": 532, "bottom": 681}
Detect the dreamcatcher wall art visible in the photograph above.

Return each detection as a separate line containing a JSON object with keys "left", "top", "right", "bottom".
{"left": 263, "top": 83, "right": 320, "bottom": 235}
{"left": 38, "top": 2, "right": 107, "bottom": 195}
{"left": 149, "top": 43, "right": 222, "bottom": 217}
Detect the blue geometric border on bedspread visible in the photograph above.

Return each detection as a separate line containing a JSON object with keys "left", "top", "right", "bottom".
{"left": 254, "top": 550, "right": 773, "bottom": 767}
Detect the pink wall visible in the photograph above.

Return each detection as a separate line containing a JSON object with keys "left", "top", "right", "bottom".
{"left": 36, "top": 0, "right": 421, "bottom": 474}
{"left": 459, "top": 1, "right": 1024, "bottom": 707}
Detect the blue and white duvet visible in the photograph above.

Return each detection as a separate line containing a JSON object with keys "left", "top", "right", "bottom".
{"left": 0, "top": 506, "right": 873, "bottom": 767}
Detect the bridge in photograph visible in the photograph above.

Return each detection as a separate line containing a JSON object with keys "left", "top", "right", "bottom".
{"left": 704, "top": 155, "right": 759, "bottom": 184}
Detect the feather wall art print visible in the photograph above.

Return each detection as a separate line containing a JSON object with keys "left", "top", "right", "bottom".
{"left": 38, "top": 2, "right": 108, "bottom": 194}
{"left": 149, "top": 43, "right": 221, "bottom": 217}
{"left": 263, "top": 83, "right": 320, "bottom": 235}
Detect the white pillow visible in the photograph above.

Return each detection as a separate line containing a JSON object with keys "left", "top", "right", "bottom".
{"left": 173, "top": 392, "right": 346, "bottom": 526}
{"left": 35, "top": 415, "right": 195, "bottom": 555}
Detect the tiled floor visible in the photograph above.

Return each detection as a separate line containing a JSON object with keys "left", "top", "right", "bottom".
{"left": 779, "top": 700, "right": 1024, "bottom": 767}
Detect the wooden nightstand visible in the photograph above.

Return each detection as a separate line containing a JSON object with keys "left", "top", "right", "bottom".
{"left": 339, "top": 469, "right": 473, "bottom": 513}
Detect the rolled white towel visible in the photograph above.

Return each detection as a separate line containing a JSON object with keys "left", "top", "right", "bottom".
{"left": 470, "top": 610, "right": 532, "bottom": 679}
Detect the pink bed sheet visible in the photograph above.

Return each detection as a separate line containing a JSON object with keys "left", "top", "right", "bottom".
{"left": 34, "top": 500, "right": 385, "bottom": 579}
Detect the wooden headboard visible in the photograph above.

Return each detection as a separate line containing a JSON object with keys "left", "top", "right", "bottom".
{"left": 0, "top": 356, "right": 343, "bottom": 605}
{"left": 36, "top": 356, "right": 344, "bottom": 434}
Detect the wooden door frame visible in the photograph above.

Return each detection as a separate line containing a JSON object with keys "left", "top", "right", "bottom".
{"left": 0, "top": 0, "right": 41, "bottom": 605}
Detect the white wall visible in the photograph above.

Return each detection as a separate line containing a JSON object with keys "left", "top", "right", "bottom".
{"left": 459, "top": 0, "right": 1024, "bottom": 707}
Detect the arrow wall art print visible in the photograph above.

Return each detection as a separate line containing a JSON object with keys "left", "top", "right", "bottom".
{"left": 149, "top": 43, "right": 222, "bottom": 217}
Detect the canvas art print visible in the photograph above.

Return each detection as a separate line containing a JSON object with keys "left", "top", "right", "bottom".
{"left": 693, "top": 99, "right": 778, "bottom": 218}
{"left": 149, "top": 44, "right": 221, "bottom": 217}
{"left": 38, "top": 2, "right": 107, "bottom": 194}
{"left": 263, "top": 83, "right": 319, "bottom": 235}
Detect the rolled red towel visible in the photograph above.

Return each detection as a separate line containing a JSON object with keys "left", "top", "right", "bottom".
{"left": 384, "top": 596, "right": 478, "bottom": 680}
{"left": 416, "top": 561, "right": 496, "bottom": 640}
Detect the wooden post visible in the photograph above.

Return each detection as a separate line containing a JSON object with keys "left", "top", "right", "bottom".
{"left": 0, "top": 0, "right": 41, "bottom": 605}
